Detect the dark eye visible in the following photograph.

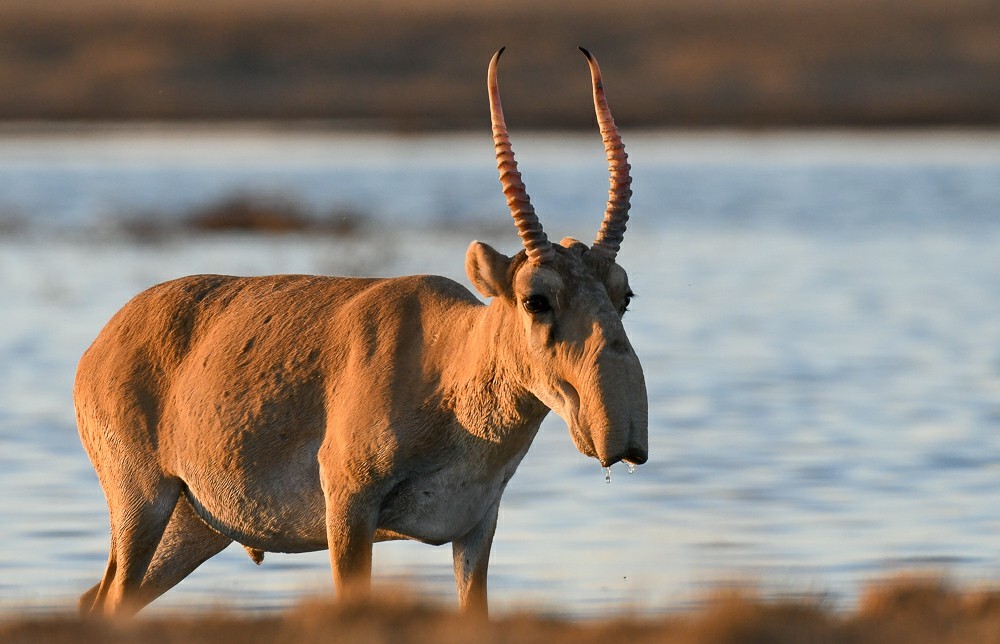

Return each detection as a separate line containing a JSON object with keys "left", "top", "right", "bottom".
{"left": 523, "top": 294, "right": 552, "bottom": 314}
{"left": 621, "top": 291, "right": 635, "bottom": 315}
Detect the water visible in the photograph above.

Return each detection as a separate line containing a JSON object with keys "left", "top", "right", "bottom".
{"left": 1, "top": 126, "right": 999, "bottom": 618}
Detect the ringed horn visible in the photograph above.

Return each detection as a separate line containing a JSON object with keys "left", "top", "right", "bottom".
{"left": 488, "top": 47, "right": 633, "bottom": 263}
{"left": 580, "top": 47, "right": 633, "bottom": 260}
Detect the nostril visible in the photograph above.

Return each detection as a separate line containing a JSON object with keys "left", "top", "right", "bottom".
{"left": 625, "top": 446, "right": 648, "bottom": 465}
{"left": 622, "top": 447, "right": 649, "bottom": 465}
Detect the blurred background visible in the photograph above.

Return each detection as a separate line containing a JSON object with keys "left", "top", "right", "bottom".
{"left": 1, "top": 0, "right": 999, "bottom": 620}
{"left": 1, "top": 0, "right": 999, "bottom": 127}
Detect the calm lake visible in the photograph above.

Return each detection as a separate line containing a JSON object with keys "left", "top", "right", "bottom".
{"left": 1, "top": 126, "right": 999, "bottom": 618}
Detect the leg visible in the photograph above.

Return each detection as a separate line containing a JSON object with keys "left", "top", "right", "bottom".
{"left": 318, "top": 427, "right": 385, "bottom": 603}
{"left": 99, "top": 479, "right": 182, "bottom": 616}
{"left": 134, "top": 494, "right": 232, "bottom": 607}
{"left": 79, "top": 583, "right": 101, "bottom": 615}
{"left": 79, "top": 540, "right": 117, "bottom": 616}
{"left": 452, "top": 501, "right": 500, "bottom": 617}
{"left": 324, "top": 489, "right": 377, "bottom": 601}
{"left": 82, "top": 493, "right": 232, "bottom": 615}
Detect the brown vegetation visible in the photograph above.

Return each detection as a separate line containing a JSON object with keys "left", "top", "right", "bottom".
{"left": 115, "top": 193, "right": 364, "bottom": 241}
{"left": 1, "top": 0, "right": 998, "bottom": 127}
{"left": 3, "top": 578, "right": 1000, "bottom": 644}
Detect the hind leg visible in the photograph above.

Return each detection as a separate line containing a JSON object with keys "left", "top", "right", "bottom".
{"left": 81, "top": 491, "right": 233, "bottom": 616}
{"left": 134, "top": 493, "right": 232, "bottom": 607}
{"left": 86, "top": 478, "right": 181, "bottom": 617}
{"left": 78, "top": 539, "right": 117, "bottom": 616}
{"left": 79, "top": 583, "right": 101, "bottom": 614}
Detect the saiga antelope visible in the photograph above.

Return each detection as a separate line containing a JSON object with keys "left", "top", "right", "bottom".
{"left": 75, "top": 47, "right": 648, "bottom": 617}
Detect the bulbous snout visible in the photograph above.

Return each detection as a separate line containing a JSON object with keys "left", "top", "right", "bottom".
{"left": 548, "top": 310, "right": 649, "bottom": 471}
{"left": 577, "top": 343, "right": 648, "bottom": 469}
{"left": 597, "top": 421, "right": 648, "bottom": 468}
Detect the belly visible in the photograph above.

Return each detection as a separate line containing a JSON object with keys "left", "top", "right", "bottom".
{"left": 178, "top": 447, "right": 330, "bottom": 553}
{"left": 164, "top": 359, "right": 331, "bottom": 552}
{"left": 375, "top": 469, "right": 507, "bottom": 546}
{"left": 184, "top": 467, "right": 504, "bottom": 550}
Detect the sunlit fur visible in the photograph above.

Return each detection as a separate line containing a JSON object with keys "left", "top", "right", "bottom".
{"left": 75, "top": 51, "right": 647, "bottom": 619}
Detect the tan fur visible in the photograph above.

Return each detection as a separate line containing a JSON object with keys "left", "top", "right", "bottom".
{"left": 75, "top": 53, "right": 647, "bottom": 618}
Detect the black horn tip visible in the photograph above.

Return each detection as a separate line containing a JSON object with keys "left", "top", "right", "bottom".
{"left": 495, "top": 46, "right": 506, "bottom": 59}
{"left": 578, "top": 46, "right": 593, "bottom": 60}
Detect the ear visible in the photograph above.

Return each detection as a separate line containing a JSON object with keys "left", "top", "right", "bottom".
{"left": 466, "top": 241, "right": 512, "bottom": 299}
{"left": 559, "top": 237, "right": 588, "bottom": 254}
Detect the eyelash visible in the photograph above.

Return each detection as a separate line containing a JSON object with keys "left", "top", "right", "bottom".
{"left": 621, "top": 291, "right": 635, "bottom": 314}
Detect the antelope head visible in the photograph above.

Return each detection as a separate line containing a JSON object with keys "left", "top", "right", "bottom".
{"left": 466, "top": 47, "right": 648, "bottom": 469}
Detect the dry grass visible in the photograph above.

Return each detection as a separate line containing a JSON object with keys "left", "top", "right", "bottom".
{"left": 117, "top": 194, "right": 365, "bottom": 241}
{"left": 3, "top": 578, "right": 1000, "bottom": 644}
{"left": 0, "top": 0, "right": 998, "bottom": 126}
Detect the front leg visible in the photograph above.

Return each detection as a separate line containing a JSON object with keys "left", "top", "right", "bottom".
{"left": 452, "top": 500, "right": 500, "bottom": 617}
{"left": 322, "top": 478, "right": 378, "bottom": 601}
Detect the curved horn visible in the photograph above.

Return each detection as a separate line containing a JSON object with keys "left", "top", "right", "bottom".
{"left": 489, "top": 47, "right": 554, "bottom": 265}
{"left": 580, "top": 47, "right": 632, "bottom": 260}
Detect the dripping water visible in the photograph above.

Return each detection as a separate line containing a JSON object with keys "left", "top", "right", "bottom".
{"left": 604, "top": 467, "right": 611, "bottom": 484}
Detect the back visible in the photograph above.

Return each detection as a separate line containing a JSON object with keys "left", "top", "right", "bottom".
{"left": 74, "top": 272, "right": 481, "bottom": 467}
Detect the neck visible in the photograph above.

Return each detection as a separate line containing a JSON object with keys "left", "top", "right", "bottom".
{"left": 434, "top": 301, "right": 549, "bottom": 446}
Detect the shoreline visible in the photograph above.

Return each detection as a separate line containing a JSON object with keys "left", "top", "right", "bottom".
{"left": 1, "top": 0, "right": 997, "bottom": 127}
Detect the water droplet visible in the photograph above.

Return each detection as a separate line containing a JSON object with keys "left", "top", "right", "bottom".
{"left": 604, "top": 467, "right": 612, "bottom": 484}
{"left": 626, "top": 462, "right": 636, "bottom": 474}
